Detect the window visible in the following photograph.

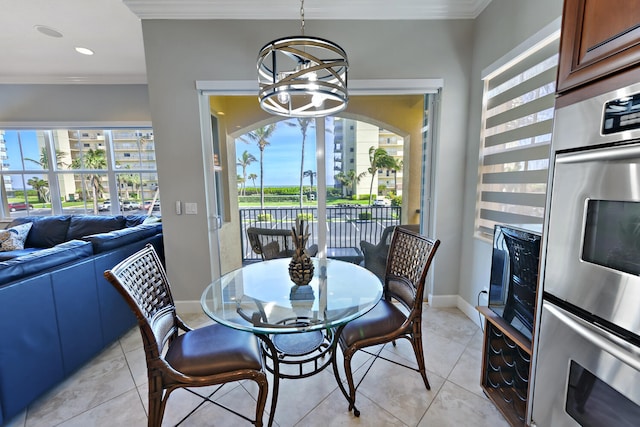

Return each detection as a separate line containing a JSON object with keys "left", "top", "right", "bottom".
{"left": 0, "top": 128, "right": 159, "bottom": 218}
{"left": 475, "top": 33, "right": 560, "bottom": 239}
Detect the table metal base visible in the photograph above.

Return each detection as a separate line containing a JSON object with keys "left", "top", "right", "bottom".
{"left": 256, "top": 317, "right": 339, "bottom": 426}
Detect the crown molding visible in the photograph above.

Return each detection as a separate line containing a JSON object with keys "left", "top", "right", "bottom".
{"left": 124, "top": 0, "right": 493, "bottom": 20}
{"left": 0, "top": 74, "right": 148, "bottom": 85}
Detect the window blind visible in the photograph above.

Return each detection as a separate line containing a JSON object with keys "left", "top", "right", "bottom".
{"left": 475, "top": 37, "right": 559, "bottom": 238}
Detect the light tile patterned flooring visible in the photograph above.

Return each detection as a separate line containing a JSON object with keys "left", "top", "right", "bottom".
{"left": 5, "top": 306, "right": 509, "bottom": 427}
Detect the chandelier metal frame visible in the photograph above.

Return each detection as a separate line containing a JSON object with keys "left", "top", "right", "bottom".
{"left": 257, "top": 0, "right": 349, "bottom": 117}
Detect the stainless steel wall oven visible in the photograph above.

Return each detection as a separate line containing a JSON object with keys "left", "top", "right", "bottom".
{"left": 531, "top": 82, "right": 640, "bottom": 426}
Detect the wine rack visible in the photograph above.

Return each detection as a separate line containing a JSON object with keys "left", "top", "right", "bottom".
{"left": 477, "top": 306, "right": 532, "bottom": 427}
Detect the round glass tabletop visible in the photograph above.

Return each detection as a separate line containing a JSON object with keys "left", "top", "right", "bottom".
{"left": 201, "top": 257, "right": 383, "bottom": 334}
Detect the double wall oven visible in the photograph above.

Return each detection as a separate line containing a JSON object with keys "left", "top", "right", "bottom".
{"left": 531, "top": 83, "right": 640, "bottom": 426}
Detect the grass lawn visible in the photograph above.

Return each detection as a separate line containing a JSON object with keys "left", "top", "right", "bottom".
{"left": 238, "top": 198, "right": 374, "bottom": 208}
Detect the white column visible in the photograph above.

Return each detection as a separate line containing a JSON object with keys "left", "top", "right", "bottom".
{"left": 316, "top": 117, "right": 327, "bottom": 259}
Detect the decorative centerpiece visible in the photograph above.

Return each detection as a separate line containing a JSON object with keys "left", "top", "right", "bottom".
{"left": 288, "top": 218, "right": 314, "bottom": 286}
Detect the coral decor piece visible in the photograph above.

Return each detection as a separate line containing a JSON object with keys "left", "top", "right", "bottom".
{"left": 288, "top": 218, "right": 314, "bottom": 286}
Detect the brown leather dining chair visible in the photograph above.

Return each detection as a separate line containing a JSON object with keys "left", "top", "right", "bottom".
{"left": 104, "top": 244, "right": 269, "bottom": 427}
{"left": 332, "top": 227, "right": 440, "bottom": 417}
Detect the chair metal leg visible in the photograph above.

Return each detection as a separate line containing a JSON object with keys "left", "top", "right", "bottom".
{"left": 254, "top": 374, "right": 269, "bottom": 427}
{"left": 256, "top": 334, "right": 280, "bottom": 427}
{"left": 147, "top": 378, "right": 167, "bottom": 427}
{"left": 411, "top": 329, "right": 430, "bottom": 390}
{"left": 331, "top": 326, "right": 360, "bottom": 416}
{"left": 342, "top": 352, "right": 360, "bottom": 416}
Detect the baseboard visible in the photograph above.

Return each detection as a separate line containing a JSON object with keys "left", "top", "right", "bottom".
{"left": 427, "top": 293, "right": 458, "bottom": 308}
{"left": 456, "top": 295, "right": 485, "bottom": 328}
{"left": 175, "top": 300, "right": 203, "bottom": 314}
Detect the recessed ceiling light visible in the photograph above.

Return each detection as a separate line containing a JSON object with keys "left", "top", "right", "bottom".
{"left": 75, "top": 47, "right": 94, "bottom": 56}
{"left": 34, "top": 25, "right": 63, "bottom": 38}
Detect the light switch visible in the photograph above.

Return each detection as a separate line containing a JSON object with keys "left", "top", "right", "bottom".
{"left": 185, "top": 202, "right": 198, "bottom": 215}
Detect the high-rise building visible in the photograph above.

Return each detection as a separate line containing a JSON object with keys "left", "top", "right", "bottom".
{"left": 333, "top": 118, "right": 404, "bottom": 199}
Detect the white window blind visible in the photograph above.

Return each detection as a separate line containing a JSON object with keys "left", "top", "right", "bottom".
{"left": 475, "top": 36, "right": 560, "bottom": 238}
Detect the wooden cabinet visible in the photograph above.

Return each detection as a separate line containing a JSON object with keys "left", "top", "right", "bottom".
{"left": 477, "top": 307, "right": 532, "bottom": 427}
{"left": 557, "top": 0, "right": 640, "bottom": 97}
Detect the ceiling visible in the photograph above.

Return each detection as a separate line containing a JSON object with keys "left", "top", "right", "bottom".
{"left": 0, "top": 0, "right": 492, "bottom": 85}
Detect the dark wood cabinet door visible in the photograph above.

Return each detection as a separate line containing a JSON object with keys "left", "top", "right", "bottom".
{"left": 557, "top": 0, "right": 640, "bottom": 93}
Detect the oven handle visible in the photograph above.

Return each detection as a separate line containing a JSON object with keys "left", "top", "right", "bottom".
{"left": 545, "top": 302, "right": 640, "bottom": 372}
{"left": 556, "top": 143, "right": 640, "bottom": 164}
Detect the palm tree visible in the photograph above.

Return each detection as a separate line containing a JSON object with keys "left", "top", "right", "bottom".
{"left": 127, "top": 173, "right": 141, "bottom": 200}
{"left": 71, "top": 148, "right": 107, "bottom": 213}
{"left": 27, "top": 177, "right": 50, "bottom": 203}
{"left": 25, "top": 147, "right": 68, "bottom": 169}
{"left": 303, "top": 170, "right": 316, "bottom": 200}
{"left": 248, "top": 173, "right": 258, "bottom": 193}
{"left": 237, "top": 174, "right": 245, "bottom": 194}
{"left": 285, "top": 118, "right": 314, "bottom": 207}
{"left": 335, "top": 169, "right": 366, "bottom": 198}
{"left": 242, "top": 124, "right": 276, "bottom": 209}
{"left": 391, "top": 158, "right": 403, "bottom": 193}
{"left": 367, "top": 146, "right": 396, "bottom": 205}
{"left": 236, "top": 150, "right": 257, "bottom": 196}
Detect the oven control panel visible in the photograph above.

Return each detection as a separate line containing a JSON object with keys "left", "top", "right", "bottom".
{"left": 603, "top": 92, "right": 640, "bottom": 134}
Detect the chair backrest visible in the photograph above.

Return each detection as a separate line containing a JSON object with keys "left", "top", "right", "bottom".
{"left": 384, "top": 227, "right": 440, "bottom": 312}
{"left": 103, "top": 244, "right": 177, "bottom": 359}
{"left": 246, "top": 227, "right": 293, "bottom": 260}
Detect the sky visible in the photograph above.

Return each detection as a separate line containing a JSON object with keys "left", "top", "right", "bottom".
{"left": 235, "top": 118, "right": 336, "bottom": 187}
{"left": 2, "top": 121, "right": 339, "bottom": 191}
{"left": 2, "top": 130, "right": 44, "bottom": 189}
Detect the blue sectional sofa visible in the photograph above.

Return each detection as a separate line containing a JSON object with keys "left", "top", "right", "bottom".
{"left": 0, "top": 215, "right": 163, "bottom": 425}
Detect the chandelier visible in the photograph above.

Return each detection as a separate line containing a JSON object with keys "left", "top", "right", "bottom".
{"left": 257, "top": 0, "right": 349, "bottom": 118}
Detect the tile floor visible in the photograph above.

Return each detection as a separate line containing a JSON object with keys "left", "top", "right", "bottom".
{"left": 4, "top": 306, "right": 510, "bottom": 427}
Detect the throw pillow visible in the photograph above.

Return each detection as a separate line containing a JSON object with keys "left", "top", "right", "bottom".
{"left": 0, "top": 222, "right": 33, "bottom": 251}
{"left": 142, "top": 215, "right": 161, "bottom": 224}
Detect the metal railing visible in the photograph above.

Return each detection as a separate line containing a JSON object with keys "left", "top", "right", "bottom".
{"left": 239, "top": 205, "right": 401, "bottom": 262}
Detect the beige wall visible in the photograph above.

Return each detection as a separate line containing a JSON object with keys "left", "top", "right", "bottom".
{"left": 142, "top": 19, "right": 473, "bottom": 302}
{"left": 458, "top": 0, "right": 562, "bottom": 314}
{"left": 0, "top": 84, "right": 150, "bottom": 124}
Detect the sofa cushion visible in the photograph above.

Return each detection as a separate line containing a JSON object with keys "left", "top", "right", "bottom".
{"left": 65, "top": 216, "right": 126, "bottom": 241}
{"left": 0, "top": 222, "right": 33, "bottom": 251}
{"left": 142, "top": 215, "right": 161, "bottom": 224}
{"left": 0, "top": 240, "right": 93, "bottom": 286}
{"left": 124, "top": 215, "right": 148, "bottom": 228}
{"left": 8, "top": 216, "right": 72, "bottom": 248}
{"left": 0, "top": 248, "right": 41, "bottom": 261}
{"left": 83, "top": 224, "right": 161, "bottom": 254}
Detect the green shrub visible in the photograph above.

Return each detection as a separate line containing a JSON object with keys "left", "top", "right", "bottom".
{"left": 239, "top": 195, "right": 299, "bottom": 203}
{"left": 326, "top": 188, "right": 342, "bottom": 198}
{"left": 297, "top": 213, "right": 314, "bottom": 221}
{"left": 358, "top": 212, "right": 372, "bottom": 220}
{"left": 257, "top": 213, "right": 273, "bottom": 221}
{"left": 391, "top": 195, "right": 402, "bottom": 206}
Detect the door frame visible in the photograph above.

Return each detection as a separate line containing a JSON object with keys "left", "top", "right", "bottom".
{"left": 196, "top": 79, "right": 442, "bottom": 281}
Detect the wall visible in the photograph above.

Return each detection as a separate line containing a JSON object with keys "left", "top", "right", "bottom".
{"left": 0, "top": 84, "right": 150, "bottom": 124}
{"left": 458, "top": 0, "right": 562, "bottom": 321}
{"left": 0, "top": 2, "right": 565, "bottom": 313}
{"left": 141, "top": 19, "right": 474, "bottom": 303}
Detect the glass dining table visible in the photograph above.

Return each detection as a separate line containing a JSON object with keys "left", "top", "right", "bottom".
{"left": 201, "top": 257, "right": 383, "bottom": 426}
